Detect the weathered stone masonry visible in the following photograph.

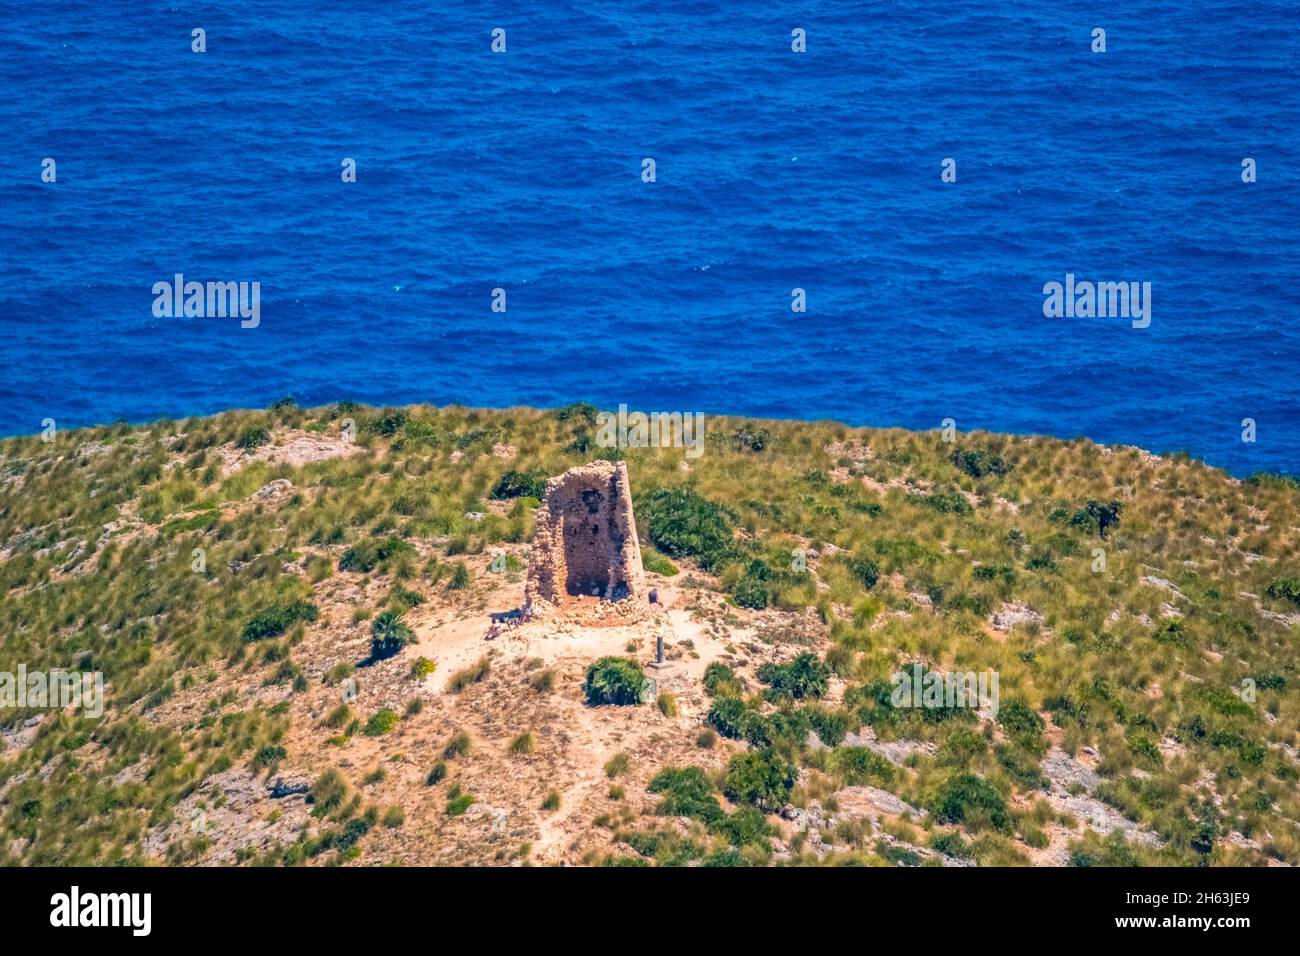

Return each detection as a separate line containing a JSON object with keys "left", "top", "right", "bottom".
{"left": 525, "top": 461, "right": 645, "bottom": 608}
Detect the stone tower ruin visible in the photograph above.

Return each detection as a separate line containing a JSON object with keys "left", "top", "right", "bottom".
{"left": 526, "top": 461, "right": 645, "bottom": 610}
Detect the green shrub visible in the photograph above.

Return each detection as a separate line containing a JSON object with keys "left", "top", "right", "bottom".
{"left": 648, "top": 767, "right": 723, "bottom": 824}
{"left": 929, "top": 832, "right": 972, "bottom": 859}
{"left": 722, "top": 750, "right": 796, "bottom": 809}
{"left": 950, "top": 449, "right": 1011, "bottom": 479}
{"left": 942, "top": 725, "right": 994, "bottom": 766}
{"left": 732, "top": 571, "right": 769, "bottom": 610}
{"left": 703, "top": 662, "right": 743, "bottom": 697}
{"left": 237, "top": 426, "right": 270, "bottom": 450}
{"left": 1025, "top": 550, "right": 1058, "bottom": 572}
{"left": 253, "top": 744, "right": 286, "bottom": 769}
{"left": 325, "top": 662, "right": 355, "bottom": 685}
{"left": 445, "top": 793, "right": 475, "bottom": 816}
{"left": 845, "top": 554, "right": 880, "bottom": 589}
{"left": 707, "top": 695, "right": 750, "bottom": 739}
{"left": 242, "top": 600, "right": 319, "bottom": 642}
{"left": 363, "top": 709, "right": 400, "bottom": 736}
{"left": 325, "top": 704, "right": 353, "bottom": 729}
{"left": 637, "top": 487, "right": 735, "bottom": 571}
{"left": 829, "top": 746, "right": 894, "bottom": 786}
{"left": 701, "top": 849, "right": 751, "bottom": 867}
{"left": 1069, "top": 500, "right": 1122, "bottom": 538}
{"left": 911, "top": 490, "right": 971, "bottom": 514}
{"left": 997, "top": 701, "right": 1045, "bottom": 742}
{"left": 447, "top": 562, "right": 471, "bottom": 590}
{"left": 1152, "top": 618, "right": 1189, "bottom": 646}
{"left": 879, "top": 844, "right": 922, "bottom": 866}
{"left": 806, "top": 707, "right": 849, "bottom": 747}
{"left": 973, "top": 563, "right": 1016, "bottom": 586}
{"left": 929, "top": 773, "right": 1009, "bottom": 831}
{"left": 443, "top": 732, "right": 471, "bottom": 759}
{"left": 642, "top": 551, "right": 679, "bottom": 576}
{"left": 757, "top": 653, "right": 829, "bottom": 701}
{"left": 491, "top": 470, "right": 548, "bottom": 500}
{"left": 370, "top": 611, "right": 414, "bottom": 660}
{"left": 311, "top": 769, "right": 349, "bottom": 814}
{"left": 996, "top": 744, "right": 1048, "bottom": 789}
{"left": 1243, "top": 471, "right": 1300, "bottom": 490}
{"left": 582, "top": 657, "right": 646, "bottom": 706}
{"left": 1265, "top": 577, "right": 1300, "bottom": 607}
{"left": 1129, "top": 734, "right": 1162, "bottom": 765}
{"left": 368, "top": 409, "right": 408, "bottom": 437}
{"left": 160, "top": 509, "right": 221, "bottom": 538}
{"left": 339, "top": 536, "right": 414, "bottom": 573}
{"left": 713, "top": 805, "right": 775, "bottom": 848}
{"left": 733, "top": 423, "right": 772, "bottom": 452}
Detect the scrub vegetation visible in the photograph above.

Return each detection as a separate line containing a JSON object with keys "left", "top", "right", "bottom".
{"left": 0, "top": 401, "right": 1297, "bottom": 866}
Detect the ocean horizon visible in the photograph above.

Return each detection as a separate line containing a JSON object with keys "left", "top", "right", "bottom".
{"left": 2, "top": 1, "right": 1297, "bottom": 475}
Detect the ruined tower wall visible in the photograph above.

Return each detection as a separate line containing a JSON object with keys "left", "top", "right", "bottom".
{"left": 526, "top": 460, "right": 645, "bottom": 609}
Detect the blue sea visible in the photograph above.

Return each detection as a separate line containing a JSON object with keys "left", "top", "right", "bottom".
{"left": 2, "top": 1, "right": 1297, "bottom": 475}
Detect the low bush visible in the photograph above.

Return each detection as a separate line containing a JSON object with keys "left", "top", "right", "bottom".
{"left": 370, "top": 611, "right": 414, "bottom": 660}
{"left": 637, "top": 487, "right": 735, "bottom": 571}
{"left": 448, "top": 657, "right": 490, "bottom": 693}
{"left": 997, "top": 701, "right": 1045, "bottom": 743}
{"left": 642, "top": 551, "right": 679, "bottom": 576}
{"left": 491, "top": 470, "right": 548, "bottom": 500}
{"left": 950, "top": 448, "right": 1011, "bottom": 479}
{"left": 1069, "top": 500, "right": 1122, "bottom": 538}
{"left": 445, "top": 793, "right": 475, "bottom": 816}
{"left": 311, "top": 769, "right": 349, "bottom": 814}
{"left": 583, "top": 657, "right": 646, "bottom": 706}
{"left": 722, "top": 749, "right": 796, "bottom": 809}
{"left": 242, "top": 600, "right": 318, "bottom": 642}
{"left": 757, "top": 653, "right": 829, "bottom": 701}
{"left": 237, "top": 425, "right": 270, "bottom": 450}
{"left": 929, "top": 773, "right": 1009, "bottom": 831}
{"left": 647, "top": 766, "right": 723, "bottom": 824}
{"left": 845, "top": 554, "right": 880, "bottom": 589}
{"left": 363, "top": 709, "right": 399, "bottom": 736}
{"left": 829, "top": 746, "right": 894, "bottom": 786}
{"left": 703, "top": 662, "right": 743, "bottom": 698}
{"left": 339, "top": 536, "right": 414, "bottom": 573}
{"left": 443, "top": 732, "right": 471, "bottom": 759}
{"left": 1265, "top": 577, "right": 1300, "bottom": 607}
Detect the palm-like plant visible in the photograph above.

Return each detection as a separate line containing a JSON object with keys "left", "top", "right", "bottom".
{"left": 371, "top": 611, "right": 414, "bottom": 660}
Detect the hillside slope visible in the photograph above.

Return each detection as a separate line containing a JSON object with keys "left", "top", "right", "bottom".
{"left": 1, "top": 402, "right": 1298, "bottom": 866}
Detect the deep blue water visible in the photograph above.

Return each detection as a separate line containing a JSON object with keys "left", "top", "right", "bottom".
{"left": 2, "top": 1, "right": 1297, "bottom": 474}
